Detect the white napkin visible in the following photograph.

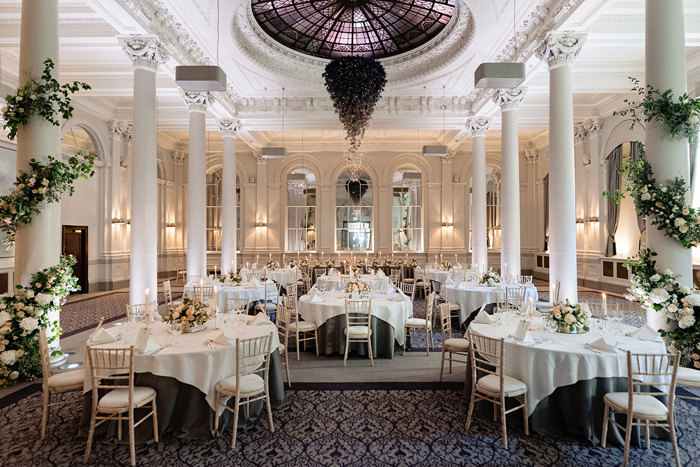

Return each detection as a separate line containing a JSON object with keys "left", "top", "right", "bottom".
{"left": 213, "top": 332, "right": 233, "bottom": 346}
{"left": 631, "top": 324, "right": 660, "bottom": 339}
{"left": 90, "top": 328, "right": 116, "bottom": 345}
{"left": 445, "top": 277, "right": 455, "bottom": 286}
{"left": 589, "top": 336, "right": 618, "bottom": 352}
{"left": 390, "top": 293, "right": 406, "bottom": 302}
{"left": 473, "top": 307, "right": 493, "bottom": 324}
{"left": 377, "top": 270, "right": 385, "bottom": 278}
{"left": 140, "top": 339, "right": 162, "bottom": 355}
{"left": 265, "top": 278, "right": 274, "bottom": 284}
{"left": 310, "top": 294, "right": 324, "bottom": 303}
{"left": 252, "top": 311, "right": 271, "bottom": 325}
{"left": 252, "top": 277, "right": 262, "bottom": 288}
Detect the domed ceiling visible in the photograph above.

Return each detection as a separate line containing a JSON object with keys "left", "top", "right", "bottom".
{"left": 251, "top": 0, "right": 456, "bottom": 60}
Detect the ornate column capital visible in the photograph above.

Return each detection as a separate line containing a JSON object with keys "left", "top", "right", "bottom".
{"left": 182, "top": 91, "right": 214, "bottom": 113}
{"left": 118, "top": 34, "right": 169, "bottom": 71}
{"left": 537, "top": 30, "right": 587, "bottom": 68}
{"left": 253, "top": 153, "right": 267, "bottom": 163}
{"left": 524, "top": 146, "right": 539, "bottom": 163}
{"left": 467, "top": 117, "right": 491, "bottom": 137}
{"left": 218, "top": 118, "right": 241, "bottom": 138}
{"left": 495, "top": 87, "right": 527, "bottom": 110}
{"left": 441, "top": 152, "right": 455, "bottom": 163}
{"left": 574, "top": 123, "right": 587, "bottom": 143}
{"left": 171, "top": 151, "right": 186, "bottom": 165}
{"left": 584, "top": 117, "right": 603, "bottom": 137}
{"left": 108, "top": 120, "right": 129, "bottom": 140}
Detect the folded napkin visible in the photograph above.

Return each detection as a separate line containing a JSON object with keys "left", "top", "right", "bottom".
{"left": 473, "top": 307, "right": 493, "bottom": 324}
{"left": 390, "top": 294, "right": 406, "bottom": 302}
{"left": 445, "top": 277, "right": 455, "bottom": 286}
{"left": 310, "top": 294, "right": 324, "bottom": 303}
{"left": 213, "top": 332, "right": 233, "bottom": 346}
{"left": 589, "top": 336, "right": 618, "bottom": 352}
{"left": 377, "top": 270, "right": 385, "bottom": 278}
{"left": 631, "top": 324, "right": 660, "bottom": 339}
{"left": 140, "top": 339, "right": 162, "bottom": 355}
{"left": 240, "top": 267, "right": 250, "bottom": 273}
{"left": 265, "top": 278, "right": 274, "bottom": 284}
{"left": 252, "top": 311, "right": 271, "bottom": 325}
{"left": 90, "top": 328, "right": 116, "bottom": 345}
{"left": 252, "top": 277, "right": 262, "bottom": 288}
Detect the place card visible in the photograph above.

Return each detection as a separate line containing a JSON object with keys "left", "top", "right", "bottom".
{"left": 134, "top": 327, "right": 152, "bottom": 352}
{"left": 513, "top": 319, "right": 530, "bottom": 341}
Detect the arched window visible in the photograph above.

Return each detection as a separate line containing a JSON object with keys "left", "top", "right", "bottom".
{"left": 286, "top": 169, "right": 316, "bottom": 252}
{"left": 336, "top": 170, "right": 373, "bottom": 251}
{"left": 206, "top": 170, "right": 240, "bottom": 252}
{"left": 392, "top": 168, "right": 423, "bottom": 251}
{"left": 486, "top": 168, "right": 501, "bottom": 249}
{"left": 62, "top": 126, "right": 100, "bottom": 158}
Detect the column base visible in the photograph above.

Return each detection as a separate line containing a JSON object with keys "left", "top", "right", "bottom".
{"left": 49, "top": 349, "right": 68, "bottom": 368}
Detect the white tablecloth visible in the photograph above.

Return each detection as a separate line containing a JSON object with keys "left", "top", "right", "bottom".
{"left": 184, "top": 282, "right": 265, "bottom": 311}
{"left": 425, "top": 269, "right": 452, "bottom": 283}
{"left": 315, "top": 274, "right": 391, "bottom": 293}
{"left": 84, "top": 317, "right": 280, "bottom": 413}
{"left": 445, "top": 283, "right": 539, "bottom": 322}
{"left": 468, "top": 314, "right": 667, "bottom": 415}
{"left": 297, "top": 291, "right": 413, "bottom": 345}
{"left": 265, "top": 268, "right": 298, "bottom": 285}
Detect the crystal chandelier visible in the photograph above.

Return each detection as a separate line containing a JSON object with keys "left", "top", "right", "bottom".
{"left": 288, "top": 172, "right": 307, "bottom": 195}
{"left": 402, "top": 171, "right": 422, "bottom": 189}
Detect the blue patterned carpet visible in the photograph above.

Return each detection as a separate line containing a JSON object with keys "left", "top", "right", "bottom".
{"left": 1, "top": 384, "right": 698, "bottom": 466}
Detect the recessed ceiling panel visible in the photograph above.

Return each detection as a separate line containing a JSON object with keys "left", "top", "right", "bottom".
{"left": 251, "top": 0, "right": 456, "bottom": 59}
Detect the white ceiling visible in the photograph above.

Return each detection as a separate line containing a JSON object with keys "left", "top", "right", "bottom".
{"left": 0, "top": 0, "right": 699, "bottom": 151}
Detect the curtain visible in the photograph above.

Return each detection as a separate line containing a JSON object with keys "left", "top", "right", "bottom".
{"left": 630, "top": 142, "right": 646, "bottom": 250}
{"left": 605, "top": 145, "right": 623, "bottom": 256}
{"left": 543, "top": 174, "right": 549, "bottom": 251}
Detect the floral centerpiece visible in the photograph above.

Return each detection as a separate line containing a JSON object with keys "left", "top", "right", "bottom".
{"left": 0, "top": 255, "right": 79, "bottom": 388}
{"left": 547, "top": 300, "right": 590, "bottom": 334}
{"left": 346, "top": 280, "right": 371, "bottom": 295}
{"left": 287, "top": 259, "right": 298, "bottom": 268}
{"left": 300, "top": 258, "right": 309, "bottom": 268}
{"left": 324, "top": 258, "right": 336, "bottom": 267}
{"left": 356, "top": 258, "right": 366, "bottom": 267}
{"left": 440, "top": 261, "right": 452, "bottom": 271}
{"left": 266, "top": 260, "right": 279, "bottom": 270}
{"left": 383, "top": 258, "right": 393, "bottom": 266}
{"left": 313, "top": 257, "right": 321, "bottom": 266}
{"left": 408, "top": 258, "right": 419, "bottom": 268}
{"left": 395, "top": 259, "right": 405, "bottom": 266}
{"left": 479, "top": 269, "right": 501, "bottom": 287}
{"left": 163, "top": 298, "right": 209, "bottom": 332}
{"left": 371, "top": 257, "right": 381, "bottom": 267}
{"left": 219, "top": 271, "right": 242, "bottom": 284}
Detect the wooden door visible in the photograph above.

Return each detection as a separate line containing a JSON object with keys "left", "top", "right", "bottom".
{"left": 62, "top": 225, "right": 88, "bottom": 293}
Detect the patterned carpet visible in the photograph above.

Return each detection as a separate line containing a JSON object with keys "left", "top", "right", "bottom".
{"left": 1, "top": 385, "right": 697, "bottom": 466}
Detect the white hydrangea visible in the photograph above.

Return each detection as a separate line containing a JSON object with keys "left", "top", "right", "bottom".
{"left": 34, "top": 293, "right": 53, "bottom": 307}
{"left": 649, "top": 288, "right": 670, "bottom": 304}
{"left": 0, "top": 311, "right": 10, "bottom": 323}
{"left": 678, "top": 314, "right": 696, "bottom": 329}
{"left": 0, "top": 350, "right": 17, "bottom": 365}
{"left": 650, "top": 274, "right": 661, "bottom": 282}
{"left": 24, "top": 290, "right": 34, "bottom": 298}
{"left": 685, "top": 294, "right": 700, "bottom": 307}
{"left": 19, "top": 317, "right": 38, "bottom": 332}
{"left": 641, "top": 192, "right": 651, "bottom": 201}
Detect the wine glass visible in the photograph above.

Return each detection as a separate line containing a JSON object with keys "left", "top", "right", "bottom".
{"left": 169, "top": 322, "right": 183, "bottom": 347}
{"left": 544, "top": 318, "right": 558, "bottom": 334}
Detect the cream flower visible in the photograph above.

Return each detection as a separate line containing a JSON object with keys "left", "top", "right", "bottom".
{"left": 19, "top": 317, "right": 38, "bottom": 332}
{"left": 649, "top": 288, "right": 670, "bottom": 304}
{"left": 0, "top": 350, "right": 17, "bottom": 365}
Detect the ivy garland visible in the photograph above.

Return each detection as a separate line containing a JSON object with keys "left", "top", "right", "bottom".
{"left": 604, "top": 143, "right": 700, "bottom": 248}
{"left": 1, "top": 59, "right": 91, "bottom": 141}
{"left": 613, "top": 77, "right": 700, "bottom": 140}
{"left": 0, "top": 152, "right": 96, "bottom": 246}
{"left": 0, "top": 255, "right": 79, "bottom": 388}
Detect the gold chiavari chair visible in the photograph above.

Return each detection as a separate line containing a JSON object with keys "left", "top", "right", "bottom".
{"left": 438, "top": 303, "right": 469, "bottom": 381}
{"left": 344, "top": 299, "right": 373, "bottom": 366}
{"left": 275, "top": 305, "right": 292, "bottom": 387}
{"left": 404, "top": 292, "right": 435, "bottom": 356}
{"left": 226, "top": 297, "right": 249, "bottom": 315}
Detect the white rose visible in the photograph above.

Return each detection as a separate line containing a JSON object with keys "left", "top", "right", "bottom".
{"left": 650, "top": 274, "right": 661, "bottom": 282}
{"left": 0, "top": 350, "right": 17, "bottom": 365}
{"left": 24, "top": 290, "right": 34, "bottom": 298}
{"left": 680, "top": 286, "right": 691, "bottom": 294}
{"left": 686, "top": 294, "right": 700, "bottom": 307}
{"left": 679, "top": 315, "right": 696, "bottom": 329}
{"left": 564, "top": 313, "right": 576, "bottom": 324}
{"left": 641, "top": 186, "right": 648, "bottom": 193}
{"left": 641, "top": 193, "right": 651, "bottom": 201}
{"left": 679, "top": 225, "right": 689, "bottom": 233}
{"left": 664, "top": 269, "right": 673, "bottom": 276}
{"left": 674, "top": 218, "right": 686, "bottom": 227}
{"left": 0, "top": 311, "right": 9, "bottom": 324}
{"left": 41, "top": 178, "right": 49, "bottom": 187}
{"left": 34, "top": 293, "right": 53, "bottom": 307}
{"left": 19, "top": 317, "right": 38, "bottom": 332}
{"left": 9, "top": 371, "right": 19, "bottom": 380}
{"left": 649, "top": 288, "right": 670, "bottom": 304}
{"left": 667, "top": 304, "right": 678, "bottom": 314}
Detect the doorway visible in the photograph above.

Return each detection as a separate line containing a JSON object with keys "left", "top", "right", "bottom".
{"left": 62, "top": 225, "right": 88, "bottom": 294}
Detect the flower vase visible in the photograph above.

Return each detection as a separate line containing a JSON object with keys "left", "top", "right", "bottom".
{"left": 183, "top": 322, "right": 206, "bottom": 333}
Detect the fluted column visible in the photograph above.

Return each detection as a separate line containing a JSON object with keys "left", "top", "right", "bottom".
{"left": 184, "top": 92, "right": 213, "bottom": 279}
{"left": 468, "top": 117, "right": 491, "bottom": 273}
{"left": 539, "top": 31, "right": 587, "bottom": 303}
{"left": 645, "top": 0, "right": 691, "bottom": 328}
{"left": 496, "top": 87, "right": 527, "bottom": 278}
{"left": 219, "top": 118, "right": 240, "bottom": 273}
{"left": 119, "top": 34, "right": 168, "bottom": 305}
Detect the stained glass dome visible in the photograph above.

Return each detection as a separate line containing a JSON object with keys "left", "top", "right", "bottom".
{"left": 251, "top": 0, "right": 456, "bottom": 60}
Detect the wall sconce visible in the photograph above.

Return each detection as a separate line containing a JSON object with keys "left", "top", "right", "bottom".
{"left": 126, "top": 219, "right": 131, "bottom": 225}
{"left": 576, "top": 218, "right": 585, "bottom": 224}
{"left": 441, "top": 221, "right": 454, "bottom": 229}
{"left": 166, "top": 222, "right": 176, "bottom": 228}
{"left": 111, "top": 218, "right": 125, "bottom": 225}
{"left": 586, "top": 216, "right": 599, "bottom": 223}
{"left": 255, "top": 222, "right": 268, "bottom": 229}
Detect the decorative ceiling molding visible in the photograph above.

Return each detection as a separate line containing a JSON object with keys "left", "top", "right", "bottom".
{"left": 171, "top": 151, "right": 186, "bottom": 165}
{"left": 467, "top": 117, "right": 492, "bottom": 136}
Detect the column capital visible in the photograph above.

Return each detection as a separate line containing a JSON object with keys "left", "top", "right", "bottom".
{"left": 218, "top": 118, "right": 241, "bottom": 137}
{"left": 467, "top": 117, "right": 491, "bottom": 137}
{"left": 584, "top": 117, "right": 603, "bottom": 136}
{"left": 495, "top": 87, "right": 527, "bottom": 110}
{"left": 171, "top": 151, "right": 186, "bottom": 165}
{"left": 108, "top": 120, "right": 129, "bottom": 140}
{"left": 253, "top": 153, "right": 267, "bottom": 164}
{"left": 538, "top": 30, "right": 587, "bottom": 68}
{"left": 441, "top": 152, "right": 455, "bottom": 164}
{"left": 574, "top": 123, "right": 587, "bottom": 143}
{"left": 182, "top": 91, "right": 214, "bottom": 113}
{"left": 524, "top": 145, "right": 539, "bottom": 163}
{"left": 118, "top": 34, "right": 169, "bottom": 71}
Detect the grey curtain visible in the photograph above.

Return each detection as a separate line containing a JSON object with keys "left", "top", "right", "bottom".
{"left": 605, "top": 145, "right": 623, "bottom": 256}
{"left": 629, "top": 142, "right": 646, "bottom": 250}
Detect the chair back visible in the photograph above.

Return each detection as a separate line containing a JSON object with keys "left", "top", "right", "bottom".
{"left": 344, "top": 299, "right": 372, "bottom": 336}
{"left": 252, "top": 268, "right": 266, "bottom": 280}
{"left": 282, "top": 294, "right": 297, "bottom": 310}
{"left": 626, "top": 351, "right": 679, "bottom": 412}
{"left": 340, "top": 274, "right": 351, "bottom": 287}
{"left": 438, "top": 303, "right": 452, "bottom": 339}
{"left": 235, "top": 333, "right": 274, "bottom": 387}
{"left": 453, "top": 267, "right": 466, "bottom": 281}
{"left": 163, "top": 280, "right": 173, "bottom": 304}
{"left": 39, "top": 328, "right": 52, "bottom": 386}
{"left": 126, "top": 302, "right": 157, "bottom": 323}
{"left": 425, "top": 292, "right": 436, "bottom": 324}
{"left": 276, "top": 305, "right": 292, "bottom": 345}
{"left": 315, "top": 268, "right": 327, "bottom": 279}
{"left": 226, "top": 297, "right": 249, "bottom": 314}
{"left": 264, "top": 281, "right": 281, "bottom": 304}
{"left": 505, "top": 286, "right": 526, "bottom": 311}
{"left": 467, "top": 331, "right": 505, "bottom": 383}
{"left": 285, "top": 282, "right": 298, "bottom": 300}
{"left": 400, "top": 282, "right": 415, "bottom": 301}
{"left": 86, "top": 346, "right": 136, "bottom": 402}
{"left": 186, "top": 274, "right": 201, "bottom": 285}
{"left": 192, "top": 285, "right": 215, "bottom": 306}
{"left": 519, "top": 275, "right": 533, "bottom": 284}
{"left": 389, "top": 270, "right": 400, "bottom": 286}
{"left": 414, "top": 268, "right": 425, "bottom": 281}
{"left": 430, "top": 279, "right": 443, "bottom": 298}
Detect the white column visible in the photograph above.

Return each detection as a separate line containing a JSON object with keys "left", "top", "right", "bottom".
{"left": 183, "top": 92, "right": 213, "bottom": 279}
{"left": 14, "top": 0, "right": 62, "bottom": 363}
{"left": 496, "top": 87, "right": 527, "bottom": 277}
{"left": 584, "top": 118, "right": 603, "bottom": 255}
{"left": 119, "top": 35, "right": 168, "bottom": 305}
{"left": 645, "top": 0, "right": 691, "bottom": 328}
{"left": 219, "top": 118, "right": 240, "bottom": 273}
{"left": 539, "top": 31, "right": 587, "bottom": 303}
{"left": 468, "top": 117, "right": 491, "bottom": 273}
{"left": 170, "top": 151, "right": 186, "bottom": 254}
{"left": 441, "top": 154, "right": 455, "bottom": 254}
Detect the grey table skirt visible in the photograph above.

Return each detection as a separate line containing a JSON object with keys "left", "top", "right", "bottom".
{"left": 78, "top": 350, "right": 285, "bottom": 443}
{"left": 315, "top": 314, "right": 401, "bottom": 359}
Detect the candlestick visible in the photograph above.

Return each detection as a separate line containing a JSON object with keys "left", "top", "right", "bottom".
{"left": 256, "top": 254, "right": 259, "bottom": 265}
{"left": 212, "top": 285, "right": 219, "bottom": 329}
{"left": 283, "top": 254, "right": 286, "bottom": 265}
{"left": 602, "top": 293, "right": 607, "bottom": 319}
{"left": 269, "top": 252, "right": 272, "bottom": 261}
{"left": 199, "top": 278, "right": 204, "bottom": 303}
{"left": 145, "top": 288, "right": 150, "bottom": 323}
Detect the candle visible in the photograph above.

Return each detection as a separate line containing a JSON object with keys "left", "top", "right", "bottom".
{"left": 246, "top": 261, "right": 249, "bottom": 269}
{"left": 212, "top": 285, "right": 218, "bottom": 329}
{"left": 256, "top": 254, "right": 259, "bottom": 264}
{"left": 199, "top": 279, "right": 204, "bottom": 303}
{"left": 454, "top": 253, "right": 458, "bottom": 263}
{"left": 482, "top": 261, "right": 486, "bottom": 274}
{"left": 322, "top": 251, "right": 324, "bottom": 259}
{"left": 144, "top": 288, "right": 151, "bottom": 324}
{"left": 602, "top": 293, "right": 608, "bottom": 319}
{"left": 269, "top": 252, "right": 272, "bottom": 261}
{"left": 504, "top": 262, "right": 508, "bottom": 280}
{"left": 214, "top": 265, "right": 217, "bottom": 277}
{"left": 283, "top": 254, "right": 286, "bottom": 265}
{"left": 435, "top": 254, "right": 438, "bottom": 264}
{"left": 231, "top": 261, "right": 234, "bottom": 274}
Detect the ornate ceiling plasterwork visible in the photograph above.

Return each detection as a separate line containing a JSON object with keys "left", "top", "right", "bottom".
{"left": 232, "top": 0, "right": 475, "bottom": 87}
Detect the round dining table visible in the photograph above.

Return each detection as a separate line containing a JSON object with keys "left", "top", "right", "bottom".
{"left": 297, "top": 290, "right": 414, "bottom": 358}
{"left": 425, "top": 268, "right": 453, "bottom": 283}
{"left": 184, "top": 281, "right": 265, "bottom": 312}
{"left": 468, "top": 313, "right": 668, "bottom": 445}
{"left": 265, "top": 267, "right": 299, "bottom": 285}
{"left": 445, "top": 282, "right": 539, "bottom": 326}
{"left": 315, "top": 274, "right": 392, "bottom": 293}
{"left": 79, "top": 315, "right": 284, "bottom": 442}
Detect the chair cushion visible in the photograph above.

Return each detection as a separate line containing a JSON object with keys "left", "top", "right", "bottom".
{"left": 48, "top": 369, "right": 85, "bottom": 389}
{"left": 604, "top": 392, "right": 668, "bottom": 418}
{"left": 402, "top": 278, "right": 415, "bottom": 284}
{"left": 254, "top": 302, "right": 278, "bottom": 312}
{"left": 444, "top": 338, "right": 470, "bottom": 351}
{"left": 677, "top": 366, "right": 700, "bottom": 385}
{"left": 217, "top": 373, "right": 265, "bottom": 395}
{"left": 98, "top": 386, "right": 156, "bottom": 410}
{"left": 345, "top": 325, "right": 371, "bottom": 337}
{"left": 290, "top": 321, "right": 316, "bottom": 332}
{"left": 477, "top": 374, "right": 527, "bottom": 397}
{"left": 405, "top": 317, "right": 428, "bottom": 327}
